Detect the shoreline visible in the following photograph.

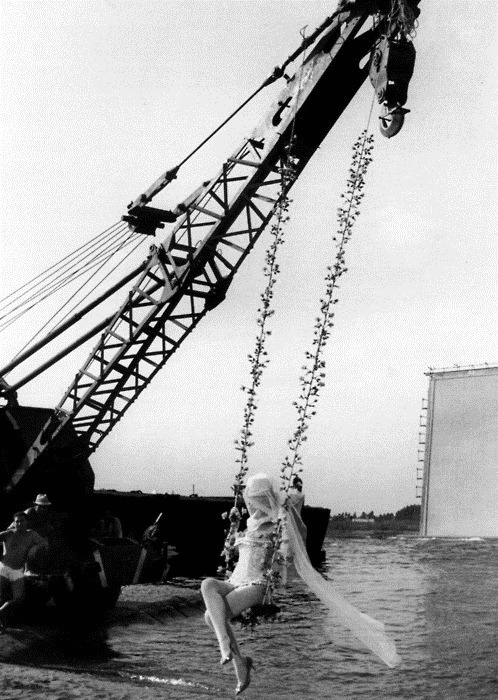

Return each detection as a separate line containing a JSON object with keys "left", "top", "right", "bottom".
{"left": 326, "top": 528, "right": 419, "bottom": 539}
{"left": 0, "top": 582, "right": 206, "bottom": 700}
{"left": 111, "top": 581, "right": 204, "bottom": 626}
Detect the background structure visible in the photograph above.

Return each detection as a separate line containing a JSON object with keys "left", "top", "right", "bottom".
{"left": 420, "top": 365, "right": 498, "bottom": 537}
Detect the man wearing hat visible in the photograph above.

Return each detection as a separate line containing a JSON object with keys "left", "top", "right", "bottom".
{"left": 24, "top": 494, "right": 55, "bottom": 538}
{"left": 33, "top": 494, "right": 51, "bottom": 507}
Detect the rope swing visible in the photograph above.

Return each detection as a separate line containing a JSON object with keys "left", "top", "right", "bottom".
{"left": 220, "top": 0, "right": 420, "bottom": 590}
{"left": 222, "top": 127, "right": 376, "bottom": 611}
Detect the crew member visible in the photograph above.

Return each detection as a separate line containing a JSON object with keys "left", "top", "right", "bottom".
{"left": 0, "top": 511, "right": 47, "bottom": 631}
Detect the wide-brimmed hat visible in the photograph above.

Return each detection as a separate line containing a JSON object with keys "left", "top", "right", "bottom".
{"left": 33, "top": 494, "right": 51, "bottom": 506}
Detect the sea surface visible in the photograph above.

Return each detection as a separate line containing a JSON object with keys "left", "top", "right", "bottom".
{"left": 1, "top": 536, "right": 497, "bottom": 699}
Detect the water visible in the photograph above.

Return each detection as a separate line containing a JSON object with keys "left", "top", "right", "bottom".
{"left": 7, "top": 537, "right": 498, "bottom": 699}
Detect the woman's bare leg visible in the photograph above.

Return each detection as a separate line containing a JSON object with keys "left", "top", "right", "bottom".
{"left": 224, "top": 585, "right": 265, "bottom": 687}
{"left": 204, "top": 610, "right": 242, "bottom": 660}
{"left": 201, "top": 578, "right": 265, "bottom": 691}
{"left": 200, "top": 578, "right": 236, "bottom": 661}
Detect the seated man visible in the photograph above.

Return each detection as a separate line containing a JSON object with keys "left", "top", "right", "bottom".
{"left": 0, "top": 511, "right": 47, "bottom": 631}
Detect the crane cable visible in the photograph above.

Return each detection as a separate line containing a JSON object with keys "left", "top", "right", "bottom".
{"left": 0, "top": 10, "right": 338, "bottom": 331}
{"left": 174, "top": 12, "right": 341, "bottom": 173}
{"left": 0, "top": 223, "right": 128, "bottom": 319}
{"left": 130, "top": 9, "right": 343, "bottom": 206}
{"left": 0, "top": 228, "right": 136, "bottom": 335}
{"left": 47, "top": 235, "right": 146, "bottom": 335}
{"left": 10, "top": 232, "right": 146, "bottom": 361}
{"left": 0, "top": 223, "right": 123, "bottom": 308}
{"left": 0, "top": 227, "right": 141, "bottom": 338}
{"left": 0, "top": 7, "right": 346, "bottom": 370}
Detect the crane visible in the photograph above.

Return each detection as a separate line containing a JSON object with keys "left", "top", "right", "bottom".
{"left": 0, "top": 0, "right": 420, "bottom": 506}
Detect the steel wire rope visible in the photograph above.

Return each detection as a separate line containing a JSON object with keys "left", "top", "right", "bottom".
{"left": 12, "top": 230, "right": 144, "bottom": 358}
{"left": 0, "top": 241, "right": 135, "bottom": 336}
{"left": 175, "top": 10, "right": 345, "bottom": 172}
{"left": 0, "top": 221, "right": 124, "bottom": 311}
{"left": 0, "top": 224, "right": 127, "bottom": 318}
{"left": 175, "top": 85, "right": 268, "bottom": 173}
{"left": 49, "top": 235, "right": 147, "bottom": 335}
{"left": 0, "top": 226, "right": 134, "bottom": 333}
{"left": 173, "top": 16, "right": 336, "bottom": 246}
{"left": 0, "top": 224, "right": 130, "bottom": 323}
{"left": 0, "top": 226, "right": 127, "bottom": 322}
{"left": 0, "top": 226, "right": 135, "bottom": 333}
{"left": 132, "top": 13, "right": 339, "bottom": 210}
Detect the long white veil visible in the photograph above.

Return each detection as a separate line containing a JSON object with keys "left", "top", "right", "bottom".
{"left": 244, "top": 473, "right": 401, "bottom": 669}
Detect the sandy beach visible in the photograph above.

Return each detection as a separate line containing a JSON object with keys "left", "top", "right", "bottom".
{"left": 0, "top": 583, "right": 204, "bottom": 700}
{"left": 0, "top": 663, "right": 165, "bottom": 700}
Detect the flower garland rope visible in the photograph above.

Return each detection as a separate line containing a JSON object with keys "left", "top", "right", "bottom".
{"left": 256, "top": 130, "right": 375, "bottom": 615}
{"left": 232, "top": 130, "right": 375, "bottom": 629}
{"left": 280, "top": 130, "right": 375, "bottom": 499}
{"left": 221, "top": 145, "right": 297, "bottom": 573}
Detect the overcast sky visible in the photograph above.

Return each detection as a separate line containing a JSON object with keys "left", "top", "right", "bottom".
{"left": 0, "top": 1, "right": 496, "bottom": 514}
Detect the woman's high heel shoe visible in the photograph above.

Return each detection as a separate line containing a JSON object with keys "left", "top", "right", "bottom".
{"left": 235, "top": 656, "right": 254, "bottom": 695}
{"left": 220, "top": 650, "right": 233, "bottom": 666}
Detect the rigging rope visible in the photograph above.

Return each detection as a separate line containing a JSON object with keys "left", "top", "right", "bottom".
{"left": 0, "top": 221, "right": 124, "bottom": 311}
{"left": 131, "top": 9, "right": 343, "bottom": 208}
{"left": 175, "top": 9, "right": 342, "bottom": 171}
{"left": 49, "top": 235, "right": 146, "bottom": 334}
{"left": 0, "top": 7, "right": 339, "bottom": 334}
{"left": 0, "top": 227, "right": 138, "bottom": 335}
{"left": 11, "top": 231, "right": 145, "bottom": 359}
{"left": 0, "top": 225, "right": 130, "bottom": 325}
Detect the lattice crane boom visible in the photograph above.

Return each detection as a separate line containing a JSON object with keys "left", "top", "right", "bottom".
{"left": 2, "top": 1, "right": 420, "bottom": 492}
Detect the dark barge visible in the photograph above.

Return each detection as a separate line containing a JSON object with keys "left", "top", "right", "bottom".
{"left": 92, "top": 489, "right": 330, "bottom": 577}
{"left": 1, "top": 404, "right": 329, "bottom": 613}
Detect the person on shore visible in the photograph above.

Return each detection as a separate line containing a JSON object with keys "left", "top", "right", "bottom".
{"left": 23, "top": 493, "right": 56, "bottom": 538}
{"left": 291, "top": 474, "right": 303, "bottom": 493}
{"left": 201, "top": 473, "right": 400, "bottom": 695}
{"left": 0, "top": 511, "right": 47, "bottom": 631}
{"left": 92, "top": 509, "right": 123, "bottom": 540}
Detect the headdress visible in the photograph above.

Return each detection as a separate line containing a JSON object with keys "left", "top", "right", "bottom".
{"left": 243, "top": 473, "right": 280, "bottom": 531}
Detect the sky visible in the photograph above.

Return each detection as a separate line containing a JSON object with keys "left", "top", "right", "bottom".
{"left": 0, "top": 1, "right": 496, "bottom": 514}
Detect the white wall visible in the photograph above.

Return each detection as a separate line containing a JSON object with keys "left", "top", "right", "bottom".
{"left": 421, "top": 368, "right": 498, "bottom": 537}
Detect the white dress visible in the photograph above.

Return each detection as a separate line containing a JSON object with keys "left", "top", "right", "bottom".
{"left": 228, "top": 524, "right": 274, "bottom": 588}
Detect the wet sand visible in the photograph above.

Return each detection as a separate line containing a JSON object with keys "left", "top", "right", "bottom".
{"left": 0, "top": 583, "right": 203, "bottom": 700}
{"left": 0, "top": 662, "right": 167, "bottom": 700}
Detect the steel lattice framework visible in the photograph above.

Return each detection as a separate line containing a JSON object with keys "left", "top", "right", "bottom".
{"left": 4, "top": 1, "right": 420, "bottom": 491}
{"left": 60, "top": 139, "right": 292, "bottom": 451}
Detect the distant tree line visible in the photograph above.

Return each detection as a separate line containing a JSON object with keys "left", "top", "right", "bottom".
{"left": 329, "top": 504, "right": 420, "bottom": 531}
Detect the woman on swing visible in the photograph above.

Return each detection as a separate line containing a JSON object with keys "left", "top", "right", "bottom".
{"left": 201, "top": 473, "right": 400, "bottom": 695}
